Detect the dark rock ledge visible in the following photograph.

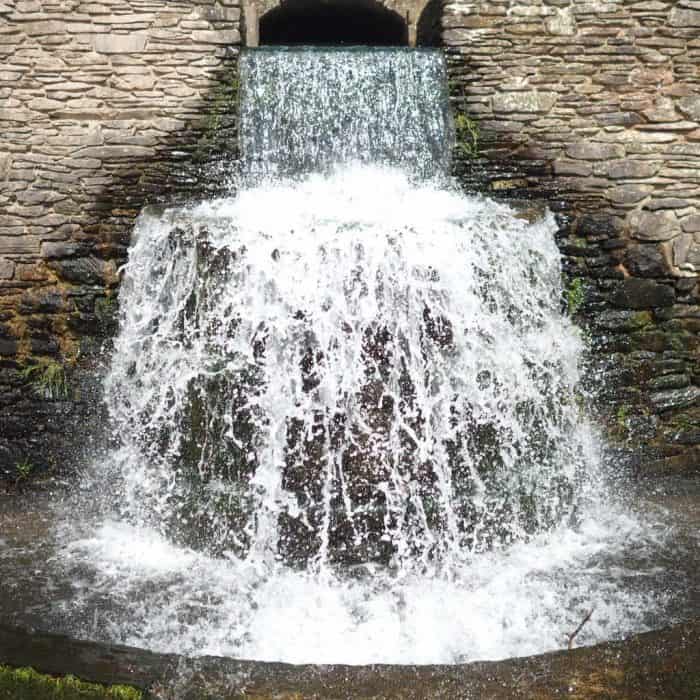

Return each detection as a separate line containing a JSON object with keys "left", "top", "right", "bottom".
{"left": 1, "top": 620, "right": 699, "bottom": 699}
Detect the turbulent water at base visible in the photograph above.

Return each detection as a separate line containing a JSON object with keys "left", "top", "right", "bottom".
{"left": 55, "top": 48, "right": 675, "bottom": 664}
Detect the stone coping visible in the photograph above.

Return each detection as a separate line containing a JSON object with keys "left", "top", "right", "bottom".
{"left": 1, "top": 619, "right": 699, "bottom": 699}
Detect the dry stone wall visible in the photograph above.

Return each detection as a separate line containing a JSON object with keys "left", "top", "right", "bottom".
{"left": 444, "top": 0, "right": 700, "bottom": 474}
{"left": 0, "top": 0, "right": 241, "bottom": 474}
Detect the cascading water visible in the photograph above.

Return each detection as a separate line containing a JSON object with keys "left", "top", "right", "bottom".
{"left": 238, "top": 48, "right": 452, "bottom": 178}
{"left": 38, "top": 47, "right": 691, "bottom": 664}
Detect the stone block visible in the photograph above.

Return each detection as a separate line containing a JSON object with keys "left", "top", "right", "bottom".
{"left": 0, "top": 235, "right": 40, "bottom": 255}
{"left": 191, "top": 29, "right": 240, "bottom": 45}
{"left": 650, "top": 386, "right": 700, "bottom": 413}
{"left": 567, "top": 142, "right": 625, "bottom": 160}
{"left": 18, "top": 290, "right": 64, "bottom": 314}
{"left": 607, "top": 185, "right": 653, "bottom": 205}
{"left": 492, "top": 91, "right": 557, "bottom": 114}
{"left": 669, "top": 8, "right": 700, "bottom": 27}
{"left": 93, "top": 33, "right": 148, "bottom": 54}
{"left": 673, "top": 235, "right": 694, "bottom": 269}
{"left": 610, "top": 278, "right": 675, "bottom": 310}
{"left": 75, "top": 145, "right": 154, "bottom": 160}
{"left": 649, "top": 374, "right": 690, "bottom": 392}
{"left": 545, "top": 8, "right": 576, "bottom": 36}
{"left": 624, "top": 244, "right": 669, "bottom": 277}
{"left": 0, "top": 258, "right": 14, "bottom": 280}
{"left": 0, "top": 153, "right": 11, "bottom": 180}
{"left": 628, "top": 210, "right": 680, "bottom": 242}
{"left": 22, "top": 20, "right": 64, "bottom": 36}
{"left": 681, "top": 215, "right": 700, "bottom": 233}
{"left": 41, "top": 241, "right": 90, "bottom": 260}
{"left": 553, "top": 159, "right": 592, "bottom": 176}
{"left": 48, "top": 257, "right": 116, "bottom": 285}
{"left": 607, "top": 160, "right": 659, "bottom": 179}
{"left": 17, "top": 264, "right": 48, "bottom": 282}
{"left": 0, "top": 108, "right": 36, "bottom": 122}
{"left": 0, "top": 338, "right": 17, "bottom": 357}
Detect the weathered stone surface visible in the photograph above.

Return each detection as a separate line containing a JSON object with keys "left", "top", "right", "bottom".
{"left": 41, "top": 242, "right": 90, "bottom": 260}
{"left": 681, "top": 215, "right": 700, "bottom": 233}
{"left": 628, "top": 210, "right": 681, "bottom": 242}
{"left": 669, "top": 8, "right": 700, "bottom": 27}
{"left": 544, "top": 8, "right": 576, "bottom": 36}
{"left": 678, "top": 96, "right": 700, "bottom": 122}
{"left": 607, "top": 186, "right": 653, "bottom": 206}
{"left": 567, "top": 142, "right": 625, "bottom": 161}
{"left": 611, "top": 279, "right": 675, "bottom": 310}
{"left": 48, "top": 257, "right": 116, "bottom": 285}
{"left": 492, "top": 91, "right": 557, "bottom": 114}
{"left": 607, "top": 160, "right": 659, "bottom": 180}
{"left": 18, "top": 290, "right": 64, "bottom": 315}
{"left": 624, "top": 245, "right": 669, "bottom": 277}
{"left": 650, "top": 386, "right": 700, "bottom": 413}
{"left": 0, "top": 258, "right": 13, "bottom": 280}
{"left": 595, "top": 310, "right": 654, "bottom": 332}
{"left": 649, "top": 374, "right": 690, "bottom": 392}
{"left": 93, "top": 33, "right": 148, "bottom": 54}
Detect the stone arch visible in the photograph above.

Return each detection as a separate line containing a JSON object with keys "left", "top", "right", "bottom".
{"left": 242, "top": 0, "right": 438, "bottom": 47}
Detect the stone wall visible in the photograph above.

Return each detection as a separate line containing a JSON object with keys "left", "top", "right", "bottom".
{"left": 1, "top": 0, "right": 699, "bottom": 477}
{"left": 444, "top": 0, "right": 700, "bottom": 474}
{"left": 0, "top": 1, "right": 241, "bottom": 475}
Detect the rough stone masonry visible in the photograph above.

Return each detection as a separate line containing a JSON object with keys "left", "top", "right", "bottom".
{"left": 0, "top": 0, "right": 699, "bottom": 477}
{"left": 444, "top": 0, "right": 700, "bottom": 474}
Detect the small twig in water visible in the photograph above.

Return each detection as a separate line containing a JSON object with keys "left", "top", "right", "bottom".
{"left": 568, "top": 608, "right": 595, "bottom": 650}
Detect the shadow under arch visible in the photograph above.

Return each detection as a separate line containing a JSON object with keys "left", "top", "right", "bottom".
{"left": 258, "top": 0, "right": 409, "bottom": 46}
{"left": 416, "top": 0, "right": 443, "bottom": 46}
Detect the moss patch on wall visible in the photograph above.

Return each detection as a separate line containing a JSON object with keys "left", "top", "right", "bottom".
{"left": 0, "top": 665, "right": 142, "bottom": 700}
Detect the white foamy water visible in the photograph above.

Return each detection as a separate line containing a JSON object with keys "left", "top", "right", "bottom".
{"left": 57, "top": 500, "right": 669, "bottom": 664}
{"left": 46, "top": 48, "right": 678, "bottom": 664}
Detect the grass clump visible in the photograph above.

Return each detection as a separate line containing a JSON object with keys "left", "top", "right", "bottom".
{"left": 21, "top": 360, "right": 69, "bottom": 400}
{"left": 454, "top": 112, "right": 479, "bottom": 159}
{"left": 15, "top": 460, "right": 34, "bottom": 482}
{"left": 0, "top": 665, "right": 142, "bottom": 700}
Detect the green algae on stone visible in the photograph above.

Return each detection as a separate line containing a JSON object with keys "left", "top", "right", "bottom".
{"left": 0, "top": 665, "right": 142, "bottom": 700}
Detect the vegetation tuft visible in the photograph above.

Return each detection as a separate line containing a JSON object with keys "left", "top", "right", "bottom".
{"left": 566, "top": 277, "right": 586, "bottom": 316}
{"left": 21, "top": 360, "right": 69, "bottom": 400}
{"left": 0, "top": 665, "right": 142, "bottom": 700}
{"left": 454, "top": 112, "right": 480, "bottom": 159}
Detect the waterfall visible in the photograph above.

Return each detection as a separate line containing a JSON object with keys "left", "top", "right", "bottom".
{"left": 238, "top": 48, "right": 453, "bottom": 179}
{"left": 63, "top": 47, "right": 665, "bottom": 664}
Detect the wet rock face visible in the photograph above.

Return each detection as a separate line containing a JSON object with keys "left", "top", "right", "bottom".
{"left": 445, "top": 1, "right": 700, "bottom": 475}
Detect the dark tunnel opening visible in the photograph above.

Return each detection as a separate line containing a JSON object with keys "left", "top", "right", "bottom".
{"left": 259, "top": 0, "right": 409, "bottom": 46}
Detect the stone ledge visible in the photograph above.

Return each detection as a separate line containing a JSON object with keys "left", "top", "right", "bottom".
{"left": 1, "top": 620, "right": 699, "bottom": 699}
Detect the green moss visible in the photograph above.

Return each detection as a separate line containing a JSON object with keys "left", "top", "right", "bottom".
{"left": 631, "top": 311, "right": 653, "bottom": 329}
{"left": 0, "top": 666, "right": 142, "bottom": 700}
{"left": 21, "top": 360, "right": 69, "bottom": 400}
{"left": 566, "top": 277, "right": 585, "bottom": 316}
{"left": 616, "top": 404, "right": 629, "bottom": 426}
